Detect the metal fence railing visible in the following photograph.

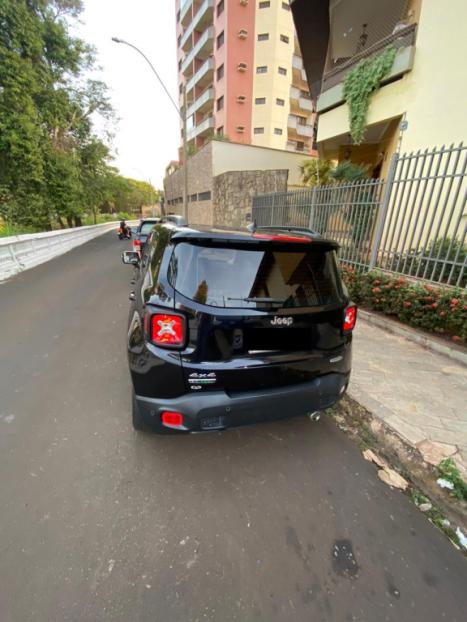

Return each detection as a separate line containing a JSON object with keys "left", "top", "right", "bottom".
{"left": 252, "top": 142, "right": 466, "bottom": 288}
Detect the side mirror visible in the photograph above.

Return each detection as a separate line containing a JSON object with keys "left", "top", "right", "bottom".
{"left": 122, "top": 251, "right": 140, "bottom": 266}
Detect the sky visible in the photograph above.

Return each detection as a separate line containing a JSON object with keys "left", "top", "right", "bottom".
{"left": 77, "top": 0, "right": 180, "bottom": 188}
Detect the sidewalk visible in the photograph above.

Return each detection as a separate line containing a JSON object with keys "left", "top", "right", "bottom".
{"left": 349, "top": 318, "right": 467, "bottom": 475}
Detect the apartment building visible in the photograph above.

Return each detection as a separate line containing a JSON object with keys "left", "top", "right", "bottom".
{"left": 176, "top": 0, "right": 316, "bottom": 156}
{"left": 291, "top": 0, "right": 467, "bottom": 177}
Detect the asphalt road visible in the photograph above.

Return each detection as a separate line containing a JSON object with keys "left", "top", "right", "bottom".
{"left": 0, "top": 232, "right": 466, "bottom": 622}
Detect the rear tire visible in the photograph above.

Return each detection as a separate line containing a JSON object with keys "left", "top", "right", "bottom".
{"left": 132, "top": 390, "right": 146, "bottom": 431}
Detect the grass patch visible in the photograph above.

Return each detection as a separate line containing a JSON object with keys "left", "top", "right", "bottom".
{"left": 437, "top": 458, "right": 467, "bottom": 502}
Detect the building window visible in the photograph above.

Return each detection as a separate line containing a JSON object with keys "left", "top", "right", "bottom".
{"left": 255, "top": 97, "right": 266, "bottom": 105}
{"left": 256, "top": 65, "right": 268, "bottom": 74}
{"left": 276, "top": 98, "right": 285, "bottom": 106}
{"left": 190, "top": 194, "right": 198, "bottom": 202}
{"left": 198, "top": 191, "right": 212, "bottom": 201}
{"left": 278, "top": 66, "right": 287, "bottom": 75}
{"left": 259, "top": 1, "right": 270, "bottom": 8}
{"left": 280, "top": 34, "right": 289, "bottom": 44}
{"left": 217, "top": 126, "right": 224, "bottom": 135}
{"left": 274, "top": 128, "right": 283, "bottom": 135}
{"left": 178, "top": 59, "right": 182, "bottom": 71}
{"left": 216, "top": 95, "right": 224, "bottom": 111}
{"left": 282, "top": 2, "right": 290, "bottom": 10}
{"left": 257, "top": 33, "right": 269, "bottom": 41}
{"left": 217, "top": 0, "right": 224, "bottom": 16}
{"left": 254, "top": 127, "right": 264, "bottom": 134}
{"left": 178, "top": 35, "right": 181, "bottom": 47}
{"left": 217, "top": 31, "right": 224, "bottom": 49}
{"left": 296, "top": 141, "right": 305, "bottom": 151}
{"left": 216, "top": 64, "right": 224, "bottom": 81}
{"left": 297, "top": 116, "right": 307, "bottom": 125}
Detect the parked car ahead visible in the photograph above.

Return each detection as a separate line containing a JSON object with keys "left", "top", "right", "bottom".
{"left": 122, "top": 223, "right": 356, "bottom": 433}
{"left": 132, "top": 217, "right": 161, "bottom": 255}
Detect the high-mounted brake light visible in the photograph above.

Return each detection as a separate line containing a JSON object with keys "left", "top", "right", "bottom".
{"left": 150, "top": 313, "right": 185, "bottom": 347}
{"left": 343, "top": 305, "right": 357, "bottom": 332}
{"left": 252, "top": 233, "right": 311, "bottom": 243}
{"left": 161, "top": 411, "right": 184, "bottom": 428}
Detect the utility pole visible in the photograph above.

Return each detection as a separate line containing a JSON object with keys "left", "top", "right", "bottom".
{"left": 111, "top": 37, "right": 189, "bottom": 223}
{"left": 182, "top": 86, "right": 189, "bottom": 221}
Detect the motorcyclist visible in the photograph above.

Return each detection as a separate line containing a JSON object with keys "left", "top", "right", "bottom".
{"left": 119, "top": 220, "right": 130, "bottom": 238}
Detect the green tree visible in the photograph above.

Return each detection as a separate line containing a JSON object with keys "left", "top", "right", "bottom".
{"left": 0, "top": 0, "right": 115, "bottom": 230}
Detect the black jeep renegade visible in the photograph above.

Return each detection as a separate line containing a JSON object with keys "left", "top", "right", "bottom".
{"left": 122, "top": 223, "right": 356, "bottom": 433}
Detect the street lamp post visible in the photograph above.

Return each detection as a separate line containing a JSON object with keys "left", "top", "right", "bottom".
{"left": 111, "top": 37, "right": 189, "bottom": 222}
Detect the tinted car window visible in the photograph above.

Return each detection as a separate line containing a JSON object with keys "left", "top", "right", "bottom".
{"left": 139, "top": 222, "right": 157, "bottom": 235}
{"left": 169, "top": 242, "right": 343, "bottom": 308}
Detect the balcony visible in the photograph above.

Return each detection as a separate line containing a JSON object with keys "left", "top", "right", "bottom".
{"left": 288, "top": 115, "right": 313, "bottom": 137}
{"left": 299, "top": 97, "right": 313, "bottom": 111}
{"left": 187, "top": 115, "right": 214, "bottom": 141}
{"left": 187, "top": 87, "right": 214, "bottom": 117}
{"left": 181, "top": 26, "right": 214, "bottom": 77}
{"left": 290, "top": 85, "right": 300, "bottom": 100}
{"left": 286, "top": 140, "right": 305, "bottom": 152}
{"left": 180, "top": 0, "right": 192, "bottom": 27}
{"left": 292, "top": 55, "right": 303, "bottom": 70}
{"left": 317, "top": 23, "right": 417, "bottom": 113}
{"left": 180, "top": 0, "right": 214, "bottom": 52}
{"left": 186, "top": 57, "right": 214, "bottom": 96}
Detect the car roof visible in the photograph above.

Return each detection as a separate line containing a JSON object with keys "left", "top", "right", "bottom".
{"left": 140, "top": 218, "right": 160, "bottom": 223}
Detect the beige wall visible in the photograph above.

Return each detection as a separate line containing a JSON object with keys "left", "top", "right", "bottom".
{"left": 318, "top": 0, "right": 467, "bottom": 153}
{"left": 212, "top": 140, "right": 306, "bottom": 187}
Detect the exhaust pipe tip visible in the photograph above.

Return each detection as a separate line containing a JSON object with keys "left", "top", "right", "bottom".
{"left": 309, "top": 411, "right": 321, "bottom": 422}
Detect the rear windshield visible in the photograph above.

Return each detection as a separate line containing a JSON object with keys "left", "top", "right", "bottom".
{"left": 169, "top": 242, "right": 343, "bottom": 308}
{"left": 139, "top": 222, "right": 157, "bottom": 235}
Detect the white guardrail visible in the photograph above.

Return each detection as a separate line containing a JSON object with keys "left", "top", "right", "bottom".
{"left": 0, "top": 222, "right": 121, "bottom": 282}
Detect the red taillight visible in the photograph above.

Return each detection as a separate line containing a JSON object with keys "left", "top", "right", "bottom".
{"left": 133, "top": 239, "right": 141, "bottom": 251}
{"left": 161, "top": 411, "right": 184, "bottom": 427}
{"left": 343, "top": 305, "right": 357, "bottom": 332}
{"left": 150, "top": 313, "right": 185, "bottom": 347}
{"left": 252, "top": 233, "right": 310, "bottom": 243}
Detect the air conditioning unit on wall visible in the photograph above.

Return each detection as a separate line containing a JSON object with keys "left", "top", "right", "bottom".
{"left": 237, "top": 62, "right": 247, "bottom": 72}
{"left": 237, "top": 95, "right": 246, "bottom": 103}
{"left": 240, "top": 0, "right": 248, "bottom": 5}
{"left": 236, "top": 126, "right": 245, "bottom": 133}
{"left": 238, "top": 29, "right": 248, "bottom": 39}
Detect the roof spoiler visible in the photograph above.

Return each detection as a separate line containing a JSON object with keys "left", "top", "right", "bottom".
{"left": 246, "top": 223, "right": 320, "bottom": 238}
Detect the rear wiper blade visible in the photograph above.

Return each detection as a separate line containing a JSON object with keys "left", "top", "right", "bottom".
{"left": 227, "top": 297, "right": 286, "bottom": 304}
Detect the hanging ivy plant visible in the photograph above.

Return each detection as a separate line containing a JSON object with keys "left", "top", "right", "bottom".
{"left": 343, "top": 47, "right": 397, "bottom": 144}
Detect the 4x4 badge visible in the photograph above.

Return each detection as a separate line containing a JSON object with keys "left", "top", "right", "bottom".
{"left": 270, "top": 316, "right": 293, "bottom": 326}
{"left": 188, "top": 372, "right": 217, "bottom": 385}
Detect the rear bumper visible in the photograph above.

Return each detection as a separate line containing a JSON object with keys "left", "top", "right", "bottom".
{"left": 136, "top": 372, "right": 349, "bottom": 433}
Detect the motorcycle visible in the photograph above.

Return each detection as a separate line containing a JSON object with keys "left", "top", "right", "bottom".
{"left": 118, "top": 226, "right": 132, "bottom": 240}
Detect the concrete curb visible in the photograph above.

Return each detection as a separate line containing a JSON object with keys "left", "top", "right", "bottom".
{"left": 358, "top": 308, "right": 467, "bottom": 367}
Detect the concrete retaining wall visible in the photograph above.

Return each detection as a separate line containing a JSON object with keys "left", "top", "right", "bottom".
{"left": 0, "top": 222, "right": 119, "bottom": 282}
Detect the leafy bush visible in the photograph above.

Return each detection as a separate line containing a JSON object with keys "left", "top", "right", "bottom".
{"left": 330, "top": 161, "right": 369, "bottom": 182}
{"left": 341, "top": 266, "right": 467, "bottom": 344}
{"left": 437, "top": 458, "right": 467, "bottom": 502}
{"left": 300, "top": 159, "right": 335, "bottom": 187}
{"left": 388, "top": 237, "right": 466, "bottom": 287}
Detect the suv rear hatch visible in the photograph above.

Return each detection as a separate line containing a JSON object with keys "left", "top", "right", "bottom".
{"left": 169, "top": 233, "right": 349, "bottom": 394}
